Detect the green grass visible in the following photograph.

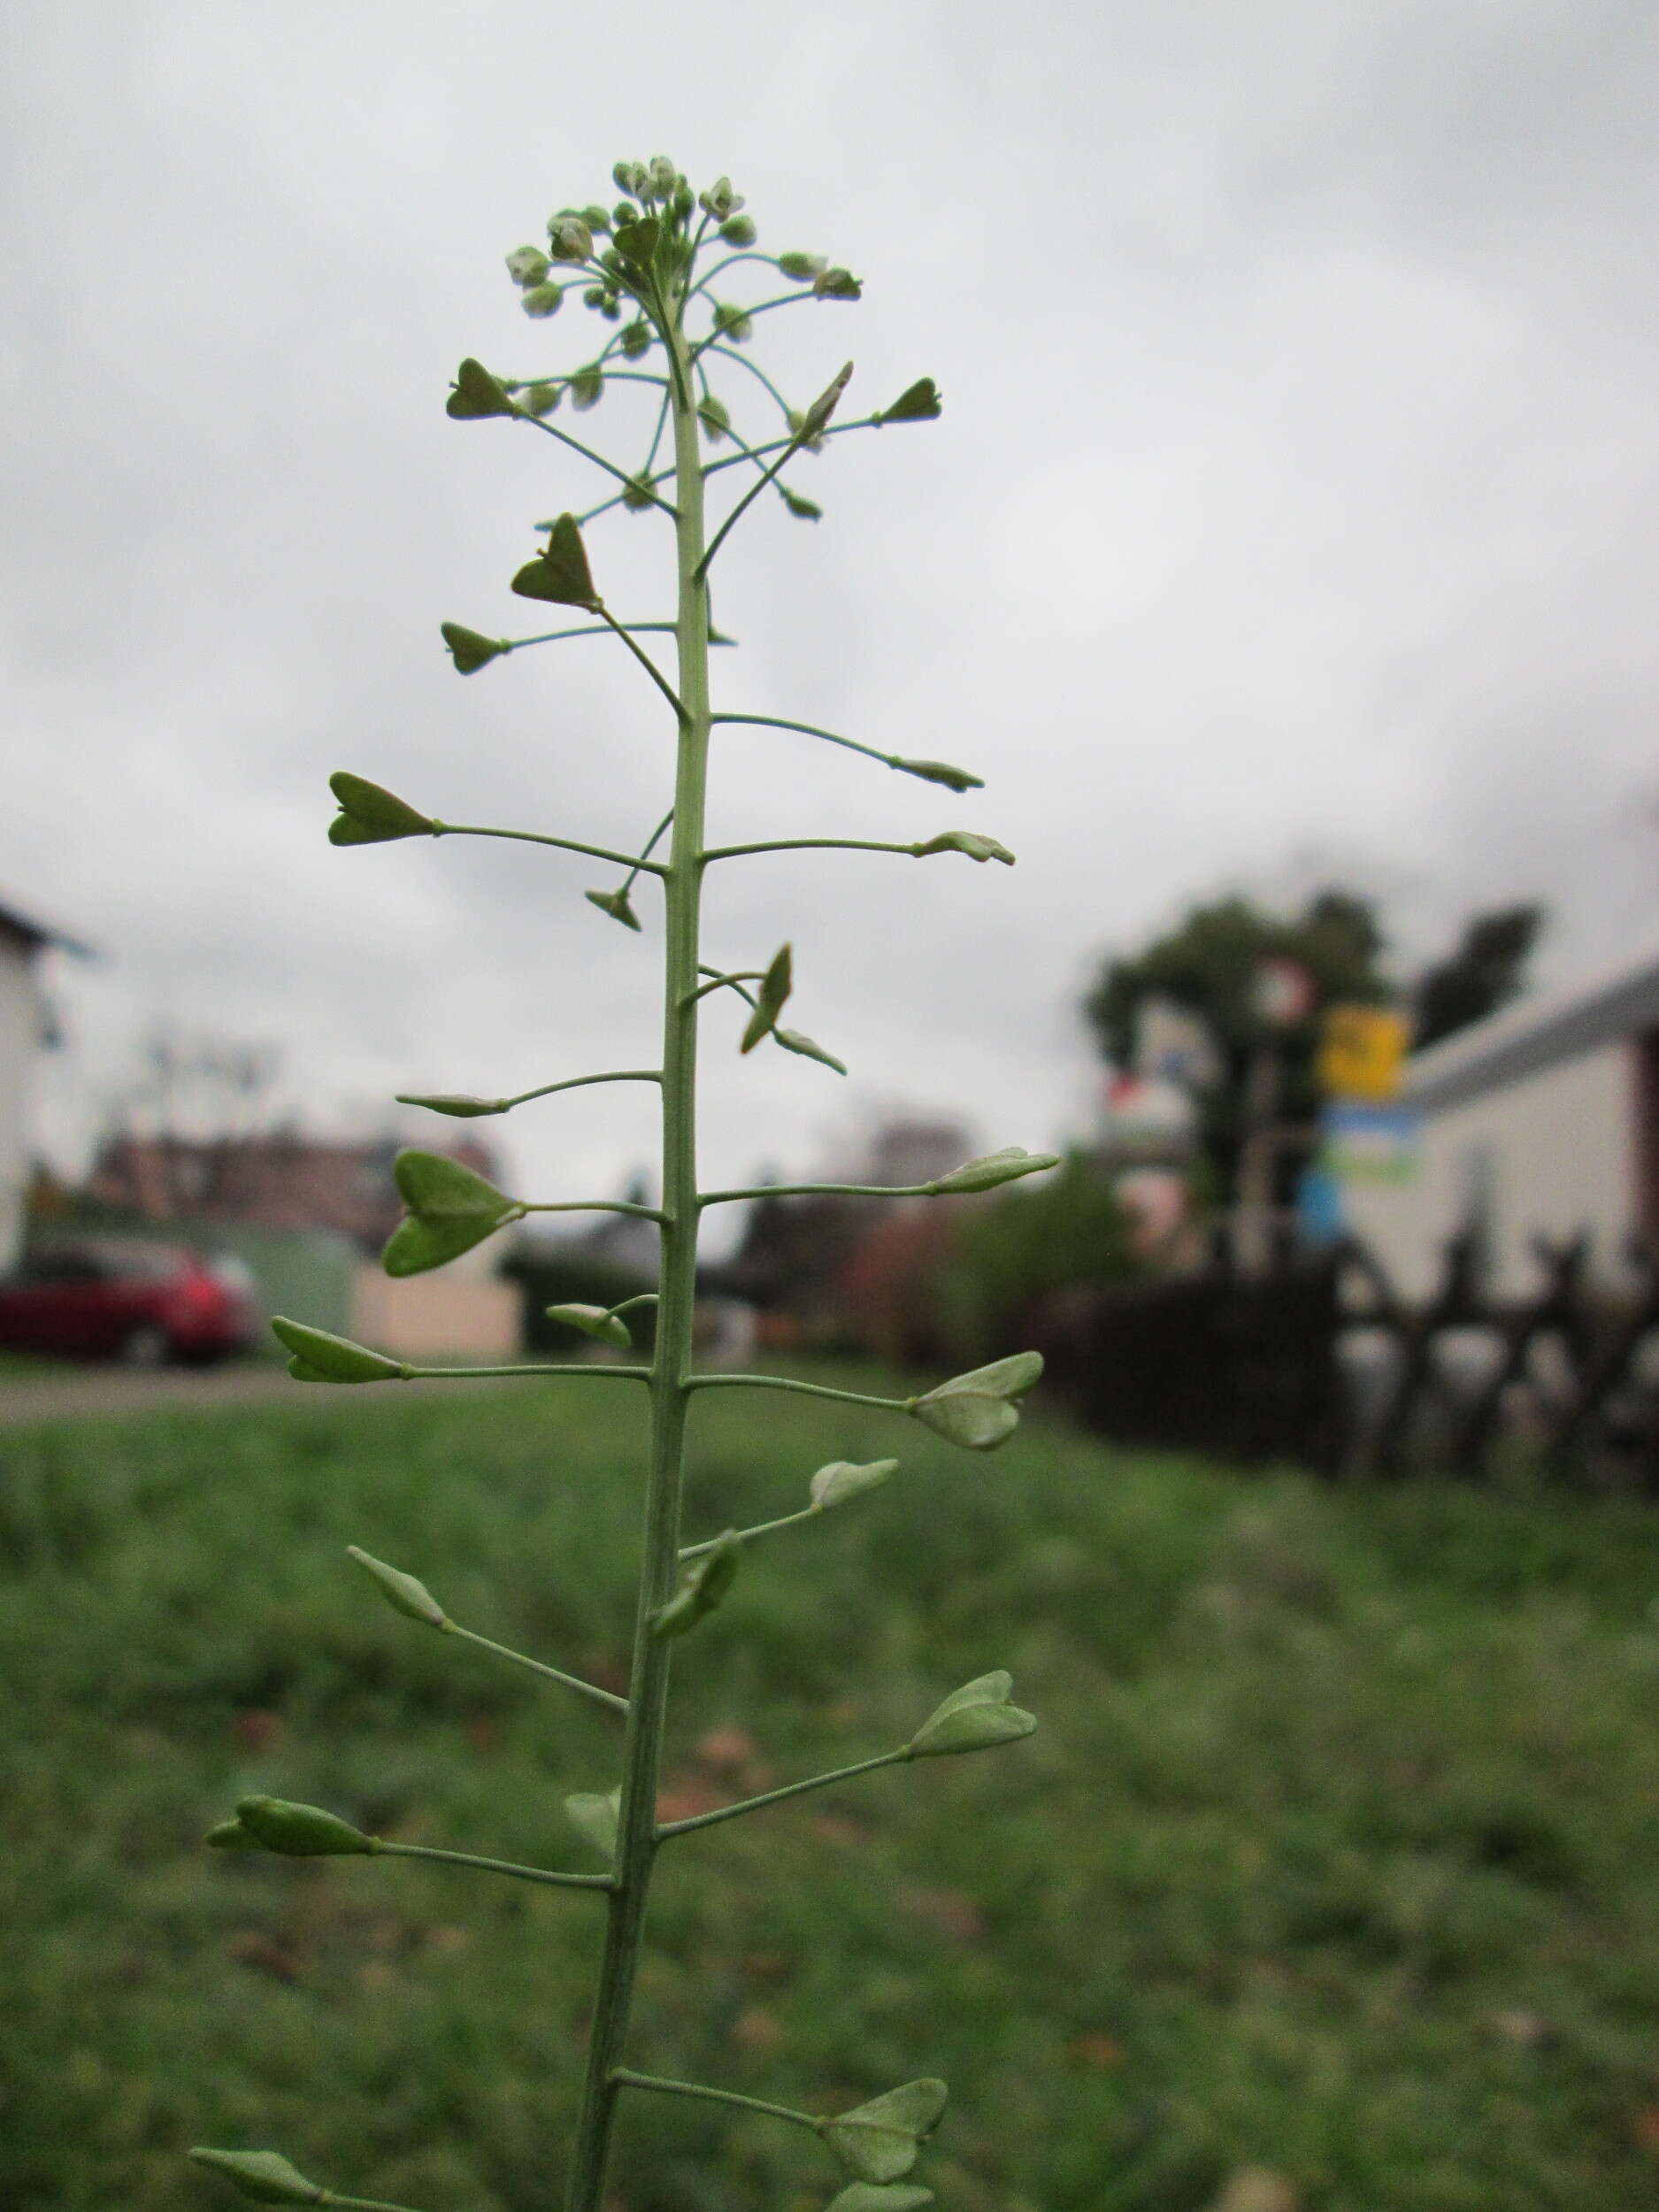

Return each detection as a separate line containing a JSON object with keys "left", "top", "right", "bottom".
{"left": 5, "top": 1371, "right": 1659, "bottom": 2211}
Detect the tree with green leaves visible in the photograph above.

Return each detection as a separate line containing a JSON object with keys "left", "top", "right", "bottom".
{"left": 188, "top": 158, "right": 1057, "bottom": 2212}
{"left": 1083, "top": 888, "right": 1390, "bottom": 1201}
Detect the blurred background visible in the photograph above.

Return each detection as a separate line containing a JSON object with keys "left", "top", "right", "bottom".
{"left": 7, "top": 4, "right": 1659, "bottom": 2208}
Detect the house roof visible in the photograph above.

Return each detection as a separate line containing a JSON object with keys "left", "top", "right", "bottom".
{"left": 0, "top": 895, "right": 93, "bottom": 958}
{"left": 1406, "top": 944, "right": 1659, "bottom": 1116}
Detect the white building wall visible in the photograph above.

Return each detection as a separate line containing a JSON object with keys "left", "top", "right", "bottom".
{"left": 1341, "top": 1038, "right": 1636, "bottom": 1301}
{"left": 0, "top": 938, "right": 41, "bottom": 1268}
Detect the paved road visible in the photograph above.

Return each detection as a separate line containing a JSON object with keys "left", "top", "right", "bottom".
{"left": 0, "top": 1362, "right": 537, "bottom": 1428}
{"left": 0, "top": 1362, "right": 325, "bottom": 1427}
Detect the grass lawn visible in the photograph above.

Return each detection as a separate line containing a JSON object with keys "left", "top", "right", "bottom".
{"left": 4, "top": 1368, "right": 1659, "bottom": 2211}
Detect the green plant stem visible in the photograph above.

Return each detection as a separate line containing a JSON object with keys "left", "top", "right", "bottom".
{"left": 611, "top": 2069, "right": 820, "bottom": 2133}
{"left": 396, "top": 1070, "right": 662, "bottom": 1118}
{"left": 522, "top": 1199, "right": 667, "bottom": 1223}
{"left": 432, "top": 822, "right": 668, "bottom": 875}
{"left": 656, "top": 1749, "right": 912, "bottom": 1840}
{"left": 684, "top": 1373, "right": 914, "bottom": 1411}
{"left": 504, "top": 618, "right": 682, "bottom": 649}
{"left": 595, "top": 605, "right": 690, "bottom": 722}
{"left": 442, "top": 1622, "right": 629, "bottom": 1714}
{"left": 680, "top": 1503, "right": 819, "bottom": 1561}
{"left": 319, "top": 2193, "right": 430, "bottom": 2212}
{"left": 702, "top": 836, "right": 926, "bottom": 864}
{"left": 700, "top": 1178, "right": 940, "bottom": 1205}
{"left": 524, "top": 410, "right": 679, "bottom": 517}
{"left": 710, "top": 710, "right": 921, "bottom": 778}
{"left": 373, "top": 1841, "right": 614, "bottom": 1893}
{"left": 403, "top": 1361, "right": 651, "bottom": 1382}
{"left": 562, "top": 296, "right": 712, "bottom": 2212}
{"left": 686, "top": 968, "right": 764, "bottom": 1006}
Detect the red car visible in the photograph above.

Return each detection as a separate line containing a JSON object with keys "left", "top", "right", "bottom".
{"left": 0, "top": 1240, "right": 257, "bottom": 1363}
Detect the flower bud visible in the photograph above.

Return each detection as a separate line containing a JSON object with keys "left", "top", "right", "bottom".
{"left": 505, "top": 244, "right": 551, "bottom": 288}
{"left": 445, "top": 357, "right": 521, "bottom": 421}
{"left": 777, "top": 251, "right": 826, "bottom": 281}
{"left": 647, "top": 155, "right": 680, "bottom": 198}
{"left": 327, "top": 770, "right": 434, "bottom": 845}
{"left": 548, "top": 214, "right": 594, "bottom": 262}
{"left": 188, "top": 2149, "right": 325, "bottom": 2204}
{"left": 346, "top": 1545, "right": 449, "bottom": 1628}
{"left": 813, "top": 266, "right": 864, "bottom": 300}
{"left": 581, "top": 204, "right": 612, "bottom": 234}
{"left": 233, "top": 1795, "right": 375, "bottom": 1855}
{"left": 718, "top": 214, "right": 757, "bottom": 246}
{"left": 699, "top": 175, "right": 744, "bottom": 219}
{"left": 740, "top": 944, "right": 793, "bottom": 1054}
{"left": 613, "top": 159, "right": 645, "bottom": 199}
{"left": 271, "top": 1316, "right": 405, "bottom": 1384}
{"left": 440, "top": 622, "right": 508, "bottom": 674}
{"left": 520, "top": 282, "right": 564, "bottom": 319}
{"left": 907, "top": 1672, "right": 1036, "bottom": 1758}
{"left": 913, "top": 830, "right": 1015, "bottom": 865}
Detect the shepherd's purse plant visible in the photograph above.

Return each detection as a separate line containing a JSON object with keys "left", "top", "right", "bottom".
{"left": 191, "top": 155, "right": 1057, "bottom": 2212}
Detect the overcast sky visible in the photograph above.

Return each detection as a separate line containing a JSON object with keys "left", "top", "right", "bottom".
{"left": 7, "top": 0, "right": 1659, "bottom": 1221}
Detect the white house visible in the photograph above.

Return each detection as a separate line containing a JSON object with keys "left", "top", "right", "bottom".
{"left": 0, "top": 896, "right": 88, "bottom": 1269}
{"left": 1341, "top": 949, "right": 1659, "bottom": 1302}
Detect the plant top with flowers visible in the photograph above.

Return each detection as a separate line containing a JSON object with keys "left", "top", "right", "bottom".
{"left": 188, "top": 153, "right": 1057, "bottom": 2212}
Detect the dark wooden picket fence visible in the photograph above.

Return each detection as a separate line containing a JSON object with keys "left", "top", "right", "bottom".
{"left": 1035, "top": 1229, "right": 1659, "bottom": 1488}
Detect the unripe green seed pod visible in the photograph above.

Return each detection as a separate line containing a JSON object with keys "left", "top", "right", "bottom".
{"left": 545, "top": 1302, "right": 633, "bottom": 1348}
{"left": 772, "top": 1025, "right": 847, "bottom": 1076}
{"left": 346, "top": 1545, "right": 449, "bottom": 1628}
{"left": 569, "top": 365, "right": 603, "bottom": 411}
{"left": 740, "top": 944, "right": 793, "bottom": 1054}
{"left": 326, "top": 769, "right": 434, "bottom": 846}
{"left": 908, "top": 1352, "right": 1042, "bottom": 1450}
{"left": 520, "top": 282, "right": 564, "bottom": 319}
{"left": 913, "top": 829, "right": 1016, "bottom": 865}
{"left": 511, "top": 512, "right": 599, "bottom": 609}
{"left": 894, "top": 756, "right": 984, "bottom": 792}
{"left": 931, "top": 1147, "right": 1058, "bottom": 1194}
{"left": 587, "top": 883, "right": 643, "bottom": 927}
{"left": 523, "top": 381, "right": 561, "bottom": 416}
{"left": 440, "top": 622, "right": 508, "bottom": 674}
{"left": 396, "top": 1091, "right": 508, "bottom": 1118}
{"left": 651, "top": 1531, "right": 740, "bottom": 1640}
{"left": 780, "top": 487, "right": 822, "bottom": 521}
{"left": 718, "top": 214, "right": 757, "bottom": 246}
{"left": 907, "top": 1672, "right": 1036, "bottom": 1758}
{"left": 188, "top": 2148, "right": 325, "bottom": 2203}
{"left": 445, "top": 357, "right": 520, "bottom": 420}
{"left": 821, "top": 2079, "right": 949, "bottom": 2184}
{"left": 697, "top": 394, "right": 730, "bottom": 442}
{"left": 619, "top": 319, "right": 651, "bottom": 359}
{"left": 271, "top": 1315, "right": 406, "bottom": 1383}
{"left": 814, "top": 265, "right": 864, "bottom": 300}
{"left": 777, "top": 251, "right": 826, "bottom": 281}
{"left": 233, "top": 1795, "right": 375, "bottom": 1855}
{"left": 877, "top": 376, "right": 942, "bottom": 425}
